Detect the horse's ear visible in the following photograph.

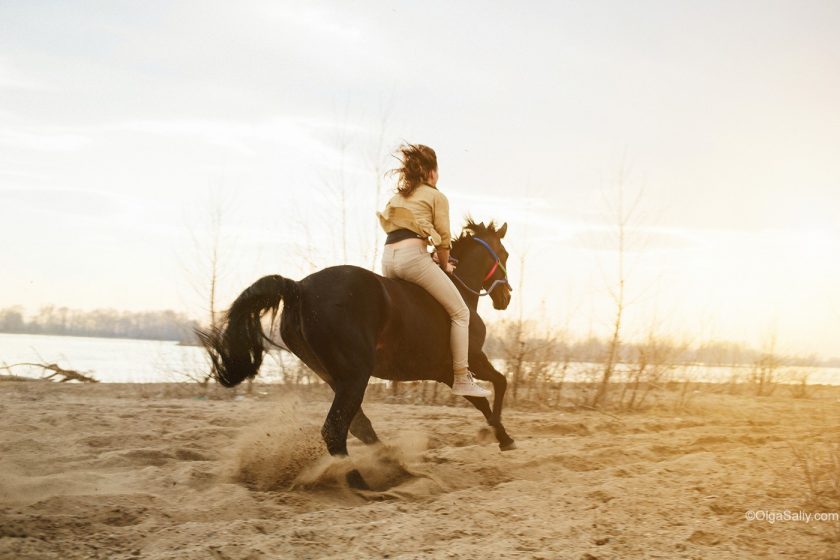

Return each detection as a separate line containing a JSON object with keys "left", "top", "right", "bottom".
{"left": 498, "top": 222, "right": 508, "bottom": 238}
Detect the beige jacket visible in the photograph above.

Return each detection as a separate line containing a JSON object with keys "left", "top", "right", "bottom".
{"left": 377, "top": 184, "right": 452, "bottom": 249}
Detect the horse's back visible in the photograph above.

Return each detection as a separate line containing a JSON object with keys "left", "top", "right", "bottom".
{"left": 292, "top": 265, "right": 453, "bottom": 381}
{"left": 298, "top": 264, "right": 443, "bottom": 320}
{"left": 295, "top": 265, "right": 388, "bottom": 341}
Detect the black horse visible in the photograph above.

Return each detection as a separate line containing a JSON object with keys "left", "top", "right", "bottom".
{"left": 198, "top": 220, "right": 516, "bottom": 489}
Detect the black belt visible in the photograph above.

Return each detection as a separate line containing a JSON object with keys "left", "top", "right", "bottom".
{"left": 385, "top": 228, "right": 425, "bottom": 245}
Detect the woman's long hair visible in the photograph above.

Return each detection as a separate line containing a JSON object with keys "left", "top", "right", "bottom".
{"left": 388, "top": 143, "right": 437, "bottom": 197}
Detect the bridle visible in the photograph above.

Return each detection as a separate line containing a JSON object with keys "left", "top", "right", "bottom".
{"left": 450, "top": 237, "right": 512, "bottom": 297}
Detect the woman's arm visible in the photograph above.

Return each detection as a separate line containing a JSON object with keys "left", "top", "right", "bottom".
{"left": 432, "top": 192, "right": 454, "bottom": 272}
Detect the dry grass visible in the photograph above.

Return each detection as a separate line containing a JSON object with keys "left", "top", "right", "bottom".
{"left": 791, "top": 440, "right": 840, "bottom": 554}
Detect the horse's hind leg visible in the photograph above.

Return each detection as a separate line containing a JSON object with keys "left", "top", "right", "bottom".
{"left": 321, "top": 376, "right": 371, "bottom": 489}
{"left": 349, "top": 408, "right": 379, "bottom": 445}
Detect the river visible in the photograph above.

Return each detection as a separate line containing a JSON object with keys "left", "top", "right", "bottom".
{"left": 0, "top": 332, "right": 837, "bottom": 386}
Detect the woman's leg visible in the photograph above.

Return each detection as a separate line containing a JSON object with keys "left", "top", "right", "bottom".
{"left": 387, "top": 246, "right": 490, "bottom": 397}
{"left": 381, "top": 246, "right": 396, "bottom": 278}
{"left": 401, "top": 252, "right": 470, "bottom": 373}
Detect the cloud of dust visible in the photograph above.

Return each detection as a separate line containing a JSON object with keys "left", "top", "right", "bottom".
{"left": 224, "top": 395, "right": 326, "bottom": 491}
{"left": 294, "top": 430, "right": 434, "bottom": 492}
{"left": 225, "top": 398, "right": 438, "bottom": 495}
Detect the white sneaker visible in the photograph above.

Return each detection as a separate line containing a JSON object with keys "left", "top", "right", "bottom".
{"left": 451, "top": 371, "right": 491, "bottom": 398}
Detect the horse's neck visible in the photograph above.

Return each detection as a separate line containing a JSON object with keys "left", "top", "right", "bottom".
{"left": 457, "top": 283, "right": 480, "bottom": 311}
{"left": 452, "top": 259, "right": 482, "bottom": 311}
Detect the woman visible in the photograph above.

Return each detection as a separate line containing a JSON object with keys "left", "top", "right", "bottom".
{"left": 377, "top": 144, "right": 490, "bottom": 398}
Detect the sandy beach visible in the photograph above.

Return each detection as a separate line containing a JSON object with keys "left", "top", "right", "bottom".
{"left": 1, "top": 380, "right": 838, "bottom": 559}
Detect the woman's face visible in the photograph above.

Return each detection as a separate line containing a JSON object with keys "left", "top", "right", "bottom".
{"left": 427, "top": 168, "right": 439, "bottom": 187}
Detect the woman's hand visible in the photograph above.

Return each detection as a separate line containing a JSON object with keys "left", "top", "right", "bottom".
{"left": 435, "top": 248, "right": 454, "bottom": 274}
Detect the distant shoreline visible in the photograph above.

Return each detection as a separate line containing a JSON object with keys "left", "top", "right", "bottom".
{"left": 1, "top": 331, "right": 837, "bottom": 369}
{"left": 0, "top": 330, "right": 195, "bottom": 345}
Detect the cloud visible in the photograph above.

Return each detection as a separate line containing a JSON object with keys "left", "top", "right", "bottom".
{"left": 447, "top": 190, "right": 547, "bottom": 209}
{"left": 96, "top": 115, "right": 366, "bottom": 161}
{"left": 0, "top": 57, "right": 48, "bottom": 91}
{"left": 265, "top": 4, "right": 363, "bottom": 42}
{"left": 0, "top": 128, "right": 91, "bottom": 151}
{"left": 552, "top": 226, "right": 701, "bottom": 252}
{"left": 0, "top": 112, "right": 371, "bottom": 162}
{"left": 1, "top": 186, "right": 125, "bottom": 218}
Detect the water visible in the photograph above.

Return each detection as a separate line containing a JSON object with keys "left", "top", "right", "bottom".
{"left": 0, "top": 332, "right": 285, "bottom": 383}
{"left": 1, "top": 333, "right": 838, "bottom": 385}
{"left": 491, "top": 360, "right": 840, "bottom": 386}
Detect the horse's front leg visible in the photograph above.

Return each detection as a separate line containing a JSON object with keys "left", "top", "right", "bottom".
{"left": 461, "top": 395, "right": 515, "bottom": 450}
{"left": 466, "top": 352, "right": 516, "bottom": 451}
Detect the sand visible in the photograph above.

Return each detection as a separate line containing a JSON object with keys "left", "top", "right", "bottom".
{"left": 1, "top": 380, "right": 838, "bottom": 559}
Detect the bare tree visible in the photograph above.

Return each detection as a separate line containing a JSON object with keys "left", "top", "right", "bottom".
{"left": 319, "top": 103, "right": 354, "bottom": 264}
{"left": 497, "top": 260, "right": 560, "bottom": 404}
{"left": 619, "top": 330, "right": 688, "bottom": 411}
{"left": 179, "top": 187, "right": 238, "bottom": 386}
{"left": 289, "top": 211, "right": 324, "bottom": 274}
{"left": 336, "top": 127, "right": 351, "bottom": 264}
{"left": 591, "top": 159, "right": 643, "bottom": 408}
{"left": 749, "top": 331, "right": 780, "bottom": 396}
{"left": 368, "top": 103, "right": 392, "bottom": 271}
{"left": 182, "top": 187, "right": 237, "bottom": 328}
{"left": 505, "top": 252, "right": 529, "bottom": 401}
{"left": 314, "top": 102, "right": 388, "bottom": 270}
{"left": 206, "top": 200, "right": 222, "bottom": 326}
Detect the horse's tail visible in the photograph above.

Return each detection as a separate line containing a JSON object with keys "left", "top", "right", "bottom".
{"left": 195, "top": 274, "right": 297, "bottom": 388}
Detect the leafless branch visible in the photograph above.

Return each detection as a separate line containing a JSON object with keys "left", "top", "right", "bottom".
{"left": 2, "top": 362, "right": 98, "bottom": 383}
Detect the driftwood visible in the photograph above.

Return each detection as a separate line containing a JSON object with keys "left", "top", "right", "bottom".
{"left": 1, "top": 362, "right": 99, "bottom": 383}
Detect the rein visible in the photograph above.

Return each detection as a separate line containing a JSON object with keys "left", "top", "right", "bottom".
{"left": 450, "top": 236, "right": 512, "bottom": 297}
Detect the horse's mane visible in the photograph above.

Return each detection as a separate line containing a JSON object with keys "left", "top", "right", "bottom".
{"left": 452, "top": 217, "right": 501, "bottom": 253}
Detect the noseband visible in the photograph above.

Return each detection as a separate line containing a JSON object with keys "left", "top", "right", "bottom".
{"left": 450, "top": 237, "right": 512, "bottom": 297}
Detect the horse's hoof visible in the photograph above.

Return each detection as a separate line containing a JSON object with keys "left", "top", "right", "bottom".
{"left": 499, "top": 440, "right": 517, "bottom": 451}
{"left": 346, "top": 469, "right": 370, "bottom": 490}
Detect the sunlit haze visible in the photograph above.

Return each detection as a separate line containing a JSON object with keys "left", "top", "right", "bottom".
{"left": 1, "top": 1, "right": 838, "bottom": 357}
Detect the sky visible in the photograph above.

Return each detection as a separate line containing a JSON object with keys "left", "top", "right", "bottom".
{"left": 1, "top": 0, "right": 839, "bottom": 357}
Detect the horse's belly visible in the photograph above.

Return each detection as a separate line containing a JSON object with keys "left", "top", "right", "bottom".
{"left": 371, "top": 344, "right": 450, "bottom": 383}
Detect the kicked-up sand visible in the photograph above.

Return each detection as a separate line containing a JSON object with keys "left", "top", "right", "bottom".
{"left": 1, "top": 380, "right": 838, "bottom": 559}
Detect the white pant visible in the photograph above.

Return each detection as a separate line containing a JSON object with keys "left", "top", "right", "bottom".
{"left": 381, "top": 245, "right": 470, "bottom": 373}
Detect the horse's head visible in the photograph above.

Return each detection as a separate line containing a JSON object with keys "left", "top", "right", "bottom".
{"left": 451, "top": 219, "right": 512, "bottom": 310}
